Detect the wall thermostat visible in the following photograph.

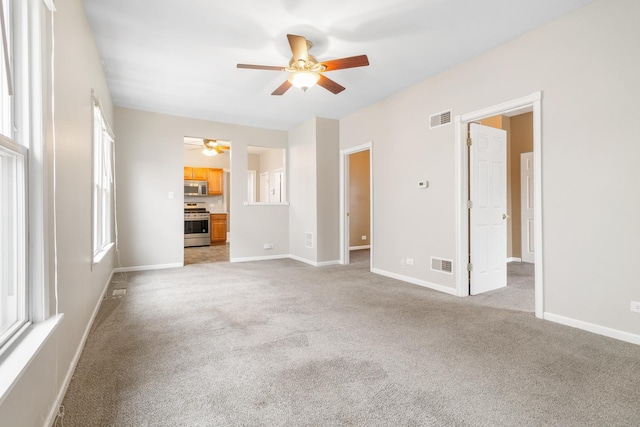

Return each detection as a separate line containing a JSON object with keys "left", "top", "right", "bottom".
{"left": 418, "top": 180, "right": 429, "bottom": 188}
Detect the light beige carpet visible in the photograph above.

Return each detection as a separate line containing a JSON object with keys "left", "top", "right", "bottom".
{"left": 59, "top": 253, "right": 640, "bottom": 426}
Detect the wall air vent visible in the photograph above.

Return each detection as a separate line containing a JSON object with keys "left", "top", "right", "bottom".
{"left": 305, "top": 232, "right": 313, "bottom": 249}
{"left": 431, "top": 257, "right": 453, "bottom": 274}
{"left": 429, "top": 109, "right": 452, "bottom": 129}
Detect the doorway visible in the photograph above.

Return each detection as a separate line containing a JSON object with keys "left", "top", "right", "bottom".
{"left": 340, "top": 143, "right": 373, "bottom": 267}
{"left": 183, "top": 136, "right": 231, "bottom": 265}
{"left": 455, "top": 92, "right": 544, "bottom": 318}
{"left": 468, "top": 114, "right": 535, "bottom": 310}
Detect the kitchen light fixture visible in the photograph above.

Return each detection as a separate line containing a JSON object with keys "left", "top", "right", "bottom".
{"left": 202, "top": 139, "right": 221, "bottom": 156}
{"left": 288, "top": 71, "right": 320, "bottom": 92}
{"left": 202, "top": 147, "right": 218, "bottom": 156}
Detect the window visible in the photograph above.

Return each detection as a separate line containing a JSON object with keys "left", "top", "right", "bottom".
{"left": 92, "top": 100, "right": 114, "bottom": 262}
{"left": 0, "top": 0, "right": 28, "bottom": 348}
{"left": 0, "top": 138, "right": 26, "bottom": 348}
{"left": 246, "top": 146, "right": 287, "bottom": 204}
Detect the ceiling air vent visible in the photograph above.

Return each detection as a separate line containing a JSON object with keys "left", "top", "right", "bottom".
{"left": 431, "top": 257, "right": 453, "bottom": 274}
{"left": 429, "top": 109, "right": 452, "bottom": 129}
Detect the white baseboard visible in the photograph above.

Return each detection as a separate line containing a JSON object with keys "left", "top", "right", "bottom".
{"left": 507, "top": 257, "right": 522, "bottom": 263}
{"left": 230, "top": 254, "right": 289, "bottom": 263}
{"left": 46, "top": 270, "right": 113, "bottom": 426}
{"left": 315, "top": 259, "right": 341, "bottom": 267}
{"left": 113, "top": 262, "right": 182, "bottom": 273}
{"left": 289, "top": 255, "right": 340, "bottom": 267}
{"left": 349, "top": 245, "right": 371, "bottom": 251}
{"left": 371, "top": 268, "right": 458, "bottom": 296}
{"left": 544, "top": 312, "right": 640, "bottom": 346}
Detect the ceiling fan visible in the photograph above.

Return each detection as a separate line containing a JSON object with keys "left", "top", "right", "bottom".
{"left": 201, "top": 139, "right": 230, "bottom": 156}
{"left": 237, "top": 34, "right": 369, "bottom": 95}
{"left": 184, "top": 137, "right": 230, "bottom": 156}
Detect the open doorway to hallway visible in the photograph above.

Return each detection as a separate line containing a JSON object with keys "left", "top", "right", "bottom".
{"left": 474, "top": 111, "right": 535, "bottom": 312}
{"left": 341, "top": 143, "right": 372, "bottom": 267}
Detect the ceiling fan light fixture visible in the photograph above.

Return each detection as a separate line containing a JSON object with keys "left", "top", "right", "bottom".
{"left": 202, "top": 147, "right": 218, "bottom": 156}
{"left": 288, "top": 71, "right": 320, "bottom": 92}
{"left": 202, "top": 139, "right": 221, "bottom": 156}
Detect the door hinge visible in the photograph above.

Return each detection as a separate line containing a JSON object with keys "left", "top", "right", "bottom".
{"left": 467, "top": 137, "right": 472, "bottom": 147}
{"left": 466, "top": 200, "right": 473, "bottom": 209}
{"left": 467, "top": 263, "right": 473, "bottom": 272}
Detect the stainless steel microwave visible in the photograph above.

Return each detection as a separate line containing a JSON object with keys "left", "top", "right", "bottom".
{"left": 184, "top": 180, "right": 208, "bottom": 197}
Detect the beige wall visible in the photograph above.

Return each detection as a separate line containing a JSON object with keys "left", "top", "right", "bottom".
{"left": 349, "top": 150, "right": 371, "bottom": 247}
{"left": 315, "top": 118, "right": 340, "bottom": 263}
{"left": 114, "top": 107, "right": 289, "bottom": 266}
{"left": 288, "top": 117, "right": 340, "bottom": 264}
{"left": 340, "top": 0, "right": 640, "bottom": 337}
{"left": 289, "top": 118, "right": 318, "bottom": 261}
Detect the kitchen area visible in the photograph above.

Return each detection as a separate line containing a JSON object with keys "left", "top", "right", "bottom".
{"left": 183, "top": 137, "right": 230, "bottom": 264}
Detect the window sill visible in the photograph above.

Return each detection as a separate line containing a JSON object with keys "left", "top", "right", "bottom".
{"left": 92, "top": 242, "right": 114, "bottom": 266}
{"left": 0, "top": 314, "right": 64, "bottom": 406}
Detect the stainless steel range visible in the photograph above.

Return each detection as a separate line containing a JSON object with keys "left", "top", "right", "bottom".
{"left": 184, "top": 202, "right": 210, "bottom": 247}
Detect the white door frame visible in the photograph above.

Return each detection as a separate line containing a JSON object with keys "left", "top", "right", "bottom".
{"left": 247, "top": 170, "right": 256, "bottom": 203}
{"left": 273, "top": 168, "right": 284, "bottom": 203}
{"left": 454, "top": 92, "right": 544, "bottom": 318}
{"left": 340, "top": 142, "right": 373, "bottom": 267}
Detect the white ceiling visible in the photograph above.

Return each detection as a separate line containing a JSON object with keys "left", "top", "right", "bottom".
{"left": 83, "top": 0, "right": 594, "bottom": 131}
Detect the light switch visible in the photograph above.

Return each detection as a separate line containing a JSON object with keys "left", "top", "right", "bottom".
{"left": 168, "top": 191, "right": 174, "bottom": 199}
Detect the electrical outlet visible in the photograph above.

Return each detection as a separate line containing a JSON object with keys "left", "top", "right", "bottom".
{"left": 264, "top": 243, "right": 273, "bottom": 250}
{"left": 406, "top": 258, "right": 414, "bottom": 266}
{"left": 400, "top": 259, "right": 405, "bottom": 268}
{"left": 361, "top": 235, "right": 367, "bottom": 240}
{"left": 631, "top": 301, "right": 640, "bottom": 313}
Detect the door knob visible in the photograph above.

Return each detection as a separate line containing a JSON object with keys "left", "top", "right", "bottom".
{"left": 503, "top": 213, "right": 510, "bottom": 220}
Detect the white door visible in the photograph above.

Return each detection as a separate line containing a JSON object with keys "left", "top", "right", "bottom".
{"left": 470, "top": 123, "right": 507, "bottom": 295}
{"left": 521, "top": 152, "right": 534, "bottom": 263}
{"left": 259, "top": 172, "right": 269, "bottom": 202}
{"left": 272, "top": 169, "right": 284, "bottom": 203}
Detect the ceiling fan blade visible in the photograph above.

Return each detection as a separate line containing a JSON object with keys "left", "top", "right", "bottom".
{"left": 317, "top": 74, "right": 345, "bottom": 94}
{"left": 287, "top": 34, "right": 308, "bottom": 63}
{"left": 271, "top": 80, "right": 292, "bottom": 96}
{"left": 321, "top": 55, "right": 369, "bottom": 72}
{"left": 237, "top": 64, "right": 286, "bottom": 71}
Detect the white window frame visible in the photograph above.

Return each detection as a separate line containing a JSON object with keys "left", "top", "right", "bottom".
{"left": 92, "top": 97, "right": 114, "bottom": 264}
{"left": 0, "top": 0, "right": 12, "bottom": 138}
{"left": 0, "top": 136, "right": 27, "bottom": 349}
{"left": 1, "top": 0, "right": 62, "bottom": 402}
{"left": 0, "top": 0, "right": 28, "bottom": 352}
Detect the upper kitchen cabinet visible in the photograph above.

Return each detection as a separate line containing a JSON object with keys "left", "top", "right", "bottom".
{"left": 184, "top": 167, "right": 208, "bottom": 180}
{"left": 207, "top": 168, "right": 223, "bottom": 195}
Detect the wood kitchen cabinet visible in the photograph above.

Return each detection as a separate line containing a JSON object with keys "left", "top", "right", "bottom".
{"left": 207, "top": 168, "right": 223, "bottom": 195}
{"left": 210, "top": 213, "right": 227, "bottom": 245}
{"left": 184, "top": 167, "right": 208, "bottom": 180}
